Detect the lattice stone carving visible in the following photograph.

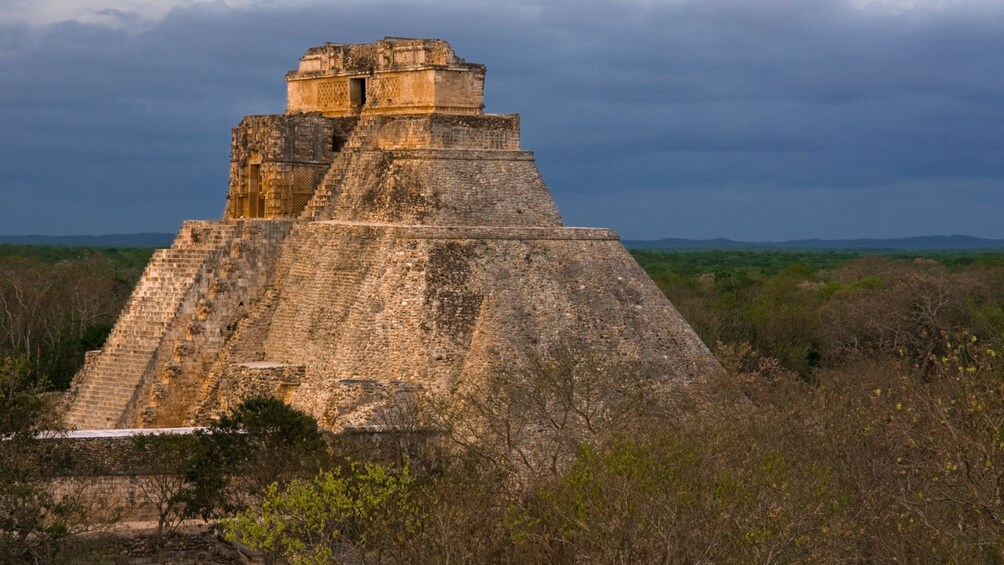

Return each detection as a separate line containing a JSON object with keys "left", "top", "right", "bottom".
{"left": 288, "top": 193, "right": 313, "bottom": 216}
{"left": 380, "top": 76, "right": 402, "bottom": 102}
{"left": 318, "top": 80, "right": 348, "bottom": 108}
{"left": 318, "top": 82, "right": 335, "bottom": 106}
{"left": 292, "top": 167, "right": 318, "bottom": 194}
{"left": 288, "top": 167, "right": 320, "bottom": 216}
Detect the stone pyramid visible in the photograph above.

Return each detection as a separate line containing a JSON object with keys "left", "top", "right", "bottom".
{"left": 64, "top": 38, "right": 718, "bottom": 431}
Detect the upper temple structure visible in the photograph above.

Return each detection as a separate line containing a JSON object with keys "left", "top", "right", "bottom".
{"left": 64, "top": 38, "right": 719, "bottom": 431}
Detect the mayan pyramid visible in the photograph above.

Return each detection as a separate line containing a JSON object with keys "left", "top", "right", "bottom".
{"left": 64, "top": 38, "right": 718, "bottom": 431}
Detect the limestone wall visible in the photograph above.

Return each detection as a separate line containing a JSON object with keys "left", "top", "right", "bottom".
{"left": 298, "top": 115, "right": 381, "bottom": 221}
{"left": 300, "top": 114, "right": 548, "bottom": 226}
{"left": 52, "top": 475, "right": 162, "bottom": 523}
{"left": 131, "top": 221, "right": 292, "bottom": 428}
{"left": 289, "top": 69, "right": 485, "bottom": 117}
{"left": 285, "top": 38, "right": 485, "bottom": 117}
{"left": 65, "top": 222, "right": 236, "bottom": 429}
{"left": 316, "top": 149, "right": 562, "bottom": 227}
{"left": 372, "top": 114, "right": 520, "bottom": 151}
{"left": 45, "top": 435, "right": 193, "bottom": 523}
{"left": 213, "top": 362, "right": 304, "bottom": 416}
{"left": 193, "top": 221, "right": 716, "bottom": 431}
{"left": 227, "top": 115, "right": 356, "bottom": 219}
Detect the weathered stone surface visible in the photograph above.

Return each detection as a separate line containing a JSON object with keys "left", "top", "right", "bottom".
{"left": 286, "top": 38, "right": 485, "bottom": 117}
{"left": 65, "top": 38, "right": 719, "bottom": 432}
{"left": 189, "top": 222, "right": 712, "bottom": 430}
{"left": 226, "top": 115, "right": 358, "bottom": 219}
{"left": 214, "top": 362, "right": 305, "bottom": 416}
{"left": 65, "top": 221, "right": 292, "bottom": 429}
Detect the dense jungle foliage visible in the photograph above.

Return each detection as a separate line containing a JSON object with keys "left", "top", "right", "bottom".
{"left": 3, "top": 245, "right": 1004, "bottom": 562}
{"left": 0, "top": 245, "right": 151, "bottom": 389}
{"left": 632, "top": 249, "right": 1004, "bottom": 375}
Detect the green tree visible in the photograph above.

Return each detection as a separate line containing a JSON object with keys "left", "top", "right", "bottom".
{"left": 125, "top": 433, "right": 199, "bottom": 549}
{"left": 183, "top": 396, "right": 326, "bottom": 519}
{"left": 0, "top": 355, "right": 84, "bottom": 563}
{"left": 222, "top": 464, "right": 422, "bottom": 565}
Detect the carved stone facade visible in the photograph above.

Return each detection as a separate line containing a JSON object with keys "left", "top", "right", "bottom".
{"left": 226, "top": 115, "right": 357, "bottom": 219}
{"left": 286, "top": 37, "right": 485, "bottom": 117}
{"left": 65, "top": 38, "right": 719, "bottom": 432}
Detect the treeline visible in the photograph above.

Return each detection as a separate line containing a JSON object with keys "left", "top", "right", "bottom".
{"left": 633, "top": 249, "right": 1004, "bottom": 375}
{"left": 0, "top": 245, "right": 150, "bottom": 388}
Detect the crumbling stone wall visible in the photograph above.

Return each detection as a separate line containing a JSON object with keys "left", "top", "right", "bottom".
{"left": 296, "top": 114, "right": 536, "bottom": 224}
{"left": 65, "top": 222, "right": 238, "bottom": 429}
{"left": 51, "top": 475, "right": 161, "bottom": 523}
{"left": 213, "top": 362, "right": 304, "bottom": 415}
{"left": 45, "top": 435, "right": 189, "bottom": 523}
{"left": 290, "top": 113, "right": 559, "bottom": 226}
{"left": 190, "top": 222, "right": 715, "bottom": 431}
{"left": 316, "top": 149, "right": 563, "bottom": 226}
{"left": 131, "top": 221, "right": 293, "bottom": 427}
{"left": 227, "top": 115, "right": 356, "bottom": 219}
{"left": 372, "top": 114, "right": 521, "bottom": 151}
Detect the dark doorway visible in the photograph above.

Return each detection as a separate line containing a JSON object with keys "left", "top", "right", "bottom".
{"left": 332, "top": 134, "right": 347, "bottom": 153}
{"left": 349, "top": 78, "right": 367, "bottom": 108}
{"left": 249, "top": 163, "right": 262, "bottom": 218}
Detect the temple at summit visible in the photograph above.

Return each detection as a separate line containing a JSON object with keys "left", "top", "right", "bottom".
{"left": 64, "top": 38, "right": 718, "bottom": 431}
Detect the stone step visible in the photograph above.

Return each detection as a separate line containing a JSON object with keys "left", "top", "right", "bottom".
{"left": 66, "top": 222, "right": 241, "bottom": 430}
{"left": 301, "top": 117, "right": 381, "bottom": 220}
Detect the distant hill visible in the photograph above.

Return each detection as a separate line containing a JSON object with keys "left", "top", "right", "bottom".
{"left": 0, "top": 233, "right": 175, "bottom": 248}
{"left": 624, "top": 235, "right": 1004, "bottom": 251}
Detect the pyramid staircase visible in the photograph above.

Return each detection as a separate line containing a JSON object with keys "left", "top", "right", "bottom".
{"left": 64, "top": 222, "right": 239, "bottom": 429}
{"left": 134, "top": 220, "right": 292, "bottom": 427}
{"left": 301, "top": 115, "right": 380, "bottom": 221}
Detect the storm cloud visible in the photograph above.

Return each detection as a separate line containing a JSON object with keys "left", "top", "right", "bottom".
{"left": 1, "top": 0, "right": 1002, "bottom": 240}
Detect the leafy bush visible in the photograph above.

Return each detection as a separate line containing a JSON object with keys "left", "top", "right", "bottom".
{"left": 183, "top": 396, "right": 325, "bottom": 519}
{"left": 222, "top": 464, "right": 421, "bottom": 565}
{"left": 0, "top": 355, "right": 85, "bottom": 563}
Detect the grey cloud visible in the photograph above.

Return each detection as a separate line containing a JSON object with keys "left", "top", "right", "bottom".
{"left": 1, "top": 0, "right": 1002, "bottom": 240}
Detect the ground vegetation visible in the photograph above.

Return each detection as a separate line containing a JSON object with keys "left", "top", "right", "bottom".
{"left": 3, "top": 247, "right": 1004, "bottom": 561}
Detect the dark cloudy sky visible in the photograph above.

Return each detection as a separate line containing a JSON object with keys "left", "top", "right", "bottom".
{"left": 2, "top": 0, "right": 1003, "bottom": 241}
